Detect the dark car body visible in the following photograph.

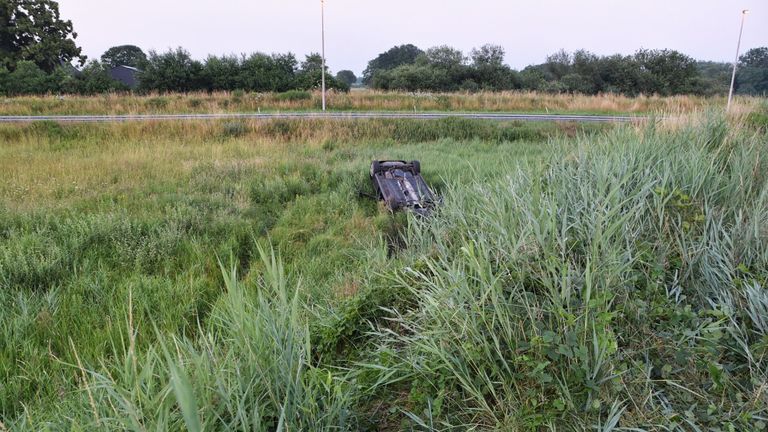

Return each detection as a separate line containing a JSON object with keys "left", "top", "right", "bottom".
{"left": 370, "top": 160, "right": 435, "bottom": 216}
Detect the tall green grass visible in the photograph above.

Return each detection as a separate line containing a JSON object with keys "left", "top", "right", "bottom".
{"left": 9, "top": 247, "right": 355, "bottom": 430}
{"left": 0, "top": 118, "right": 558, "bottom": 426}
{"left": 349, "top": 113, "right": 768, "bottom": 429}
{"left": 3, "top": 113, "right": 767, "bottom": 430}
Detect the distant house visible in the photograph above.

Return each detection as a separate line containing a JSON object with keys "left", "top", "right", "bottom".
{"left": 109, "top": 65, "right": 140, "bottom": 89}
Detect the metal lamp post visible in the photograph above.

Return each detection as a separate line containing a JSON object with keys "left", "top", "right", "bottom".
{"left": 727, "top": 9, "right": 749, "bottom": 111}
{"left": 321, "top": 0, "right": 327, "bottom": 111}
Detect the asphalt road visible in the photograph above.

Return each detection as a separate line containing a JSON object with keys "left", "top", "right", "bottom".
{"left": 0, "top": 112, "right": 644, "bottom": 123}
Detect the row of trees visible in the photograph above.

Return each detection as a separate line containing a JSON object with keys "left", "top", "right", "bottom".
{"left": 364, "top": 44, "right": 768, "bottom": 96}
{"left": 1, "top": 0, "right": 356, "bottom": 95}
{"left": 135, "top": 48, "right": 349, "bottom": 93}
{"left": 368, "top": 44, "right": 520, "bottom": 92}
{"left": 0, "top": 60, "right": 126, "bottom": 95}
{"left": 6, "top": 43, "right": 764, "bottom": 97}
{"left": 0, "top": 46, "right": 352, "bottom": 95}
{"left": 522, "top": 49, "right": 703, "bottom": 96}
{"left": 1, "top": 0, "right": 765, "bottom": 96}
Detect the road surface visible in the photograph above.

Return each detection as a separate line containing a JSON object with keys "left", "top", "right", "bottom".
{"left": 0, "top": 112, "right": 645, "bottom": 124}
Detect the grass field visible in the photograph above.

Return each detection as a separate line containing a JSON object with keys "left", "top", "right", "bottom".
{"left": 1, "top": 89, "right": 760, "bottom": 116}
{"left": 1, "top": 100, "right": 767, "bottom": 430}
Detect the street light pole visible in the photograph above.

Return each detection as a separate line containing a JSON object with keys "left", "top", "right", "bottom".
{"left": 321, "top": 0, "right": 326, "bottom": 111}
{"left": 727, "top": 9, "right": 749, "bottom": 111}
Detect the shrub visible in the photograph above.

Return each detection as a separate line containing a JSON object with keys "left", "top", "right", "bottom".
{"left": 275, "top": 90, "right": 312, "bottom": 101}
{"left": 220, "top": 120, "right": 249, "bottom": 138}
{"left": 138, "top": 48, "right": 205, "bottom": 93}
{"left": 0, "top": 67, "right": 9, "bottom": 95}
{"left": 6, "top": 61, "right": 55, "bottom": 95}
{"left": 146, "top": 97, "right": 169, "bottom": 109}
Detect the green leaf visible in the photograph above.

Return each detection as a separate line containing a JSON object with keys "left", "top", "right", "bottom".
{"left": 169, "top": 362, "right": 203, "bottom": 432}
{"left": 552, "top": 398, "right": 565, "bottom": 410}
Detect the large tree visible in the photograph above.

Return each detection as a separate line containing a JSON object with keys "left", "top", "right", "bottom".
{"left": 737, "top": 47, "right": 768, "bottom": 95}
{"left": 137, "top": 48, "right": 204, "bottom": 93}
{"left": 695, "top": 61, "right": 731, "bottom": 96}
{"left": 299, "top": 53, "right": 325, "bottom": 73}
{"left": 100, "top": 45, "right": 147, "bottom": 68}
{"left": 295, "top": 52, "right": 349, "bottom": 92}
{"left": 239, "top": 52, "right": 298, "bottom": 92}
{"left": 362, "top": 44, "right": 423, "bottom": 84}
{"left": 0, "top": 0, "right": 85, "bottom": 72}
{"left": 202, "top": 54, "right": 242, "bottom": 91}
{"left": 470, "top": 44, "right": 505, "bottom": 67}
{"left": 470, "top": 44, "right": 517, "bottom": 90}
{"left": 739, "top": 47, "right": 768, "bottom": 69}
{"left": 336, "top": 70, "right": 357, "bottom": 86}
{"left": 543, "top": 49, "right": 572, "bottom": 80}
{"left": 423, "top": 45, "right": 465, "bottom": 69}
{"left": 634, "top": 49, "right": 698, "bottom": 95}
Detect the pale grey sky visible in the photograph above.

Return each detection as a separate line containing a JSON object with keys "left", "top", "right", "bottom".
{"left": 59, "top": 0, "right": 767, "bottom": 74}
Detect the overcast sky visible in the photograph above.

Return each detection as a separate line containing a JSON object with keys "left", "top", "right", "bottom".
{"left": 59, "top": 0, "right": 767, "bottom": 75}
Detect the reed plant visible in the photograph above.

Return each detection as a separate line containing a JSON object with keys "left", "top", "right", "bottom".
{"left": 351, "top": 111, "right": 768, "bottom": 429}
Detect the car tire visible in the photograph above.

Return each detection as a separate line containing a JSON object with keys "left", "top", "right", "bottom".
{"left": 370, "top": 160, "right": 382, "bottom": 178}
{"left": 410, "top": 160, "right": 421, "bottom": 174}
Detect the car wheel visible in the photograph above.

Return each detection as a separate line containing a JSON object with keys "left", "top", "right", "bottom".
{"left": 410, "top": 160, "right": 421, "bottom": 174}
{"left": 370, "top": 160, "right": 382, "bottom": 177}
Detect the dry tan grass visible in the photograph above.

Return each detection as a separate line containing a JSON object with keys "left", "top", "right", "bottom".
{"left": 1, "top": 99, "right": 760, "bottom": 210}
{"left": 0, "top": 122, "right": 286, "bottom": 209}
{"left": 0, "top": 90, "right": 747, "bottom": 116}
{"left": 0, "top": 117, "right": 419, "bottom": 210}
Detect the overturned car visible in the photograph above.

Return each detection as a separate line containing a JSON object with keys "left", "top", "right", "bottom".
{"left": 370, "top": 160, "right": 436, "bottom": 216}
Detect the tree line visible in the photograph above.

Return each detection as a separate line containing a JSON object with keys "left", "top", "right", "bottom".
{"left": 1, "top": 0, "right": 353, "bottom": 95}
{"left": 365, "top": 44, "right": 768, "bottom": 96}
{"left": 135, "top": 48, "right": 350, "bottom": 93}
{"left": 0, "top": 45, "right": 353, "bottom": 95}
{"left": 1, "top": 0, "right": 766, "bottom": 97}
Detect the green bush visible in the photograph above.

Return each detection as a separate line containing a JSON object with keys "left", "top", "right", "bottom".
{"left": 5, "top": 61, "right": 55, "bottom": 95}
{"left": 72, "top": 61, "right": 127, "bottom": 94}
{"left": 219, "top": 120, "right": 249, "bottom": 138}
{"left": 137, "top": 48, "right": 205, "bottom": 93}
{"left": 0, "top": 67, "right": 9, "bottom": 95}
{"left": 261, "top": 119, "right": 300, "bottom": 138}
{"left": 746, "top": 102, "right": 768, "bottom": 130}
{"left": 746, "top": 111, "right": 768, "bottom": 130}
{"left": 275, "top": 90, "right": 312, "bottom": 101}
